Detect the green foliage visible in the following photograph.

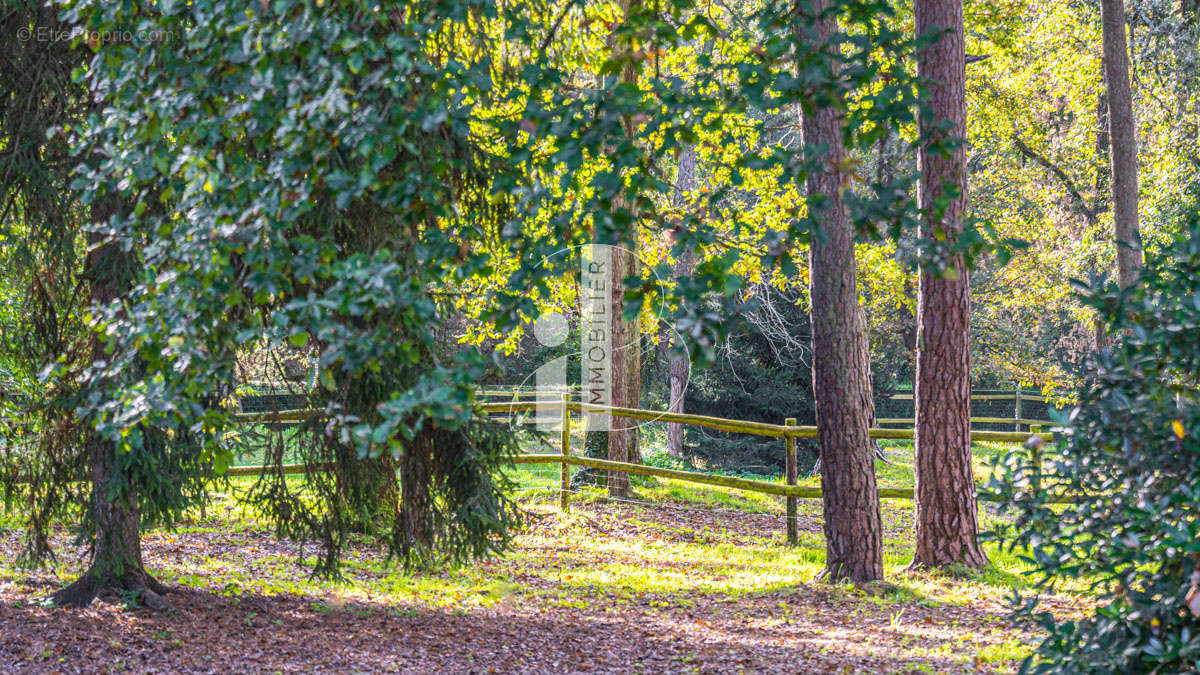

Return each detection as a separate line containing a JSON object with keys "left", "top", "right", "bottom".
{"left": 62, "top": 0, "right": 536, "bottom": 573}
{"left": 674, "top": 284, "right": 911, "bottom": 474}
{"left": 0, "top": 4, "right": 95, "bottom": 565}
{"left": 985, "top": 209, "right": 1200, "bottom": 671}
{"left": 0, "top": 0, "right": 952, "bottom": 584}
{"left": 47, "top": 0, "right": 930, "bottom": 573}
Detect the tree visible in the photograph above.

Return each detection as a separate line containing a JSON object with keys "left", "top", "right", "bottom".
{"left": 52, "top": 222, "right": 173, "bottom": 608}
{"left": 1100, "top": 0, "right": 1144, "bottom": 288}
{"left": 911, "top": 0, "right": 988, "bottom": 569}
{"left": 600, "top": 0, "right": 648, "bottom": 498}
{"left": 34, "top": 0, "right": 565, "bottom": 602}
{"left": 0, "top": 3, "right": 92, "bottom": 567}
{"left": 667, "top": 144, "right": 697, "bottom": 459}
{"left": 606, "top": 242, "right": 640, "bottom": 498}
{"left": 799, "top": 0, "right": 884, "bottom": 583}
{"left": 0, "top": 5, "right": 195, "bottom": 607}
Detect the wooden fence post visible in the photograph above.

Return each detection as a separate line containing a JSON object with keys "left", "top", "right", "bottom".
{"left": 560, "top": 392, "right": 571, "bottom": 512}
{"left": 785, "top": 418, "right": 797, "bottom": 545}
{"left": 1014, "top": 388, "right": 1023, "bottom": 431}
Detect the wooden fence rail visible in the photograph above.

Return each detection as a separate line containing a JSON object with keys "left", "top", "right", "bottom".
{"left": 477, "top": 387, "right": 1058, "bottom": 432}
{"left": 875, "top": 416, "right": 1051, "bottom": 426}
{"left": 229, "top": 398, "right": 1062, "bottom": 543}
{"left": 477, "top": 388, "right": 1053, "bottom": 403}
{"left": 474, "top": 400, "right": 1052, "bottom": 444}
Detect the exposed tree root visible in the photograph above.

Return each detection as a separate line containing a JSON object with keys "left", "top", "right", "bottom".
{"left": 906, "top": 554, "right": 989, "bottom": 576}
{"left": 50, "top": 567, "right": 170, "bottom": 610}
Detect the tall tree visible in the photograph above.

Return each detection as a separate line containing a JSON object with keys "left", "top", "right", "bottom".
{"left": 603, "top": 0, "right": 647, "bottom": 497}
{"left": 911, "top": 0, "right": 988, "bottom": 569}
{"left": 800, "top": 0, "right": 884, "bottom": 583}
{"left": 1100, "top": 0, "right": 1143, "bottom": 288}
{"left": 667, "top": 144, "right": 697, "bottom": 459}
{"left": 25, "top": 0, "right": 558, "bottom": 604}
{"left": 52, "top": 223, "right": 171, "bottom": 608}
{"left": 606, "top": 244, "right": 640, "bottom": 497}
{"left": 0, "top": 5, "right": 182, "bottom": 608}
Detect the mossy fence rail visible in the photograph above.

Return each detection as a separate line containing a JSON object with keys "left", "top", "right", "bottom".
{"left": 474, "top": 386, "right": 1054, "bottom": 432}
{"left": 231, "top": 393, "right": 1058, "bottom": 545}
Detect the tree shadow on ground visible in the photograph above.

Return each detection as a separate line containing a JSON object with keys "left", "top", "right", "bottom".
{"left": 0, "top": 579, "right": 1027, "bottom": 673}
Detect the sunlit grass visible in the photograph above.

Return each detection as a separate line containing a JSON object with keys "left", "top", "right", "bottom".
{"left": 2, "top": 436, "right": 1084, "bottom": 631}
{"left": 0, "top": 437, "right": 1089, "bottom": 673}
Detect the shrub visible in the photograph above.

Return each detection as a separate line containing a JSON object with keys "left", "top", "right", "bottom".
{"left": 986, "top": 213, "right": 1200, "bottom": 672}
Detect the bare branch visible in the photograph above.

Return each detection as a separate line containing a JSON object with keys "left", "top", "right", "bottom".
{"left": 1012, "top": 136, "right": 1099, "bottom": 228}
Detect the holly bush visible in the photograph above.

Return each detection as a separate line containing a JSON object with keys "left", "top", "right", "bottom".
{"left": 986, "top": 211, "right": 1200, "bottom": 672}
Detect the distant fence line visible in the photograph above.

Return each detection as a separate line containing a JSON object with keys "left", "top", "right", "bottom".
{"left": 473, "top": 386, "right": 1056, "bottom": 433}
{"left": 231, "top": 396, "right": 1059, "bottom": 545}
{"left": 240, "top": 385, "right": 1058, "bottom": 432}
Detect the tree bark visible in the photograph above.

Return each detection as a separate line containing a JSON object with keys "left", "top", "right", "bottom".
{"left": 1100, "top": 0, "right": 1143, "bottom": 289}
{"left": 399, "top": 430, "right": 434, "bottom": 556}
{"left": 800, "top": 0, "right": 884, "bottom": 583}
{"left": 52, "top": 225, "right": 168, "bottom": 609}
{"left": 603, "top": 0, "right": 644, "bottom": 497}
{"left": 1095, "top": 91, "right": 1111, "bottom": 203}
{"left": 911, "top": 0, "right": 988, "bottom": 570}
{"left": 667, "top": 145, "right": 697, "bottom": 459}
{"left": 607, "top": 244, "right": 639, "bottom": 497}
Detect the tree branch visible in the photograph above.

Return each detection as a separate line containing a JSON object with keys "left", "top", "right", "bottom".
{"left": 1012, "top": 136, "right": 1098, "bottom": 228}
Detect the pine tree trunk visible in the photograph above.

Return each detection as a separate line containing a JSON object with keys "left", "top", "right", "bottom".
{"left": 667, "top": 145, "right": 697, "bottom": 460}
{"left": 800, "top": 0, "right": 883, "bottom": 583}
{"left": 607, "top": 244, "right": 640, "bottom": 497}
{"left": 399, "top": 430, "right": 434, "bottom": 556}
{"left": 911, "top": 0, "right": 988, "bottom": 570}
{"left": 604, "top": 0, "right": 644, "bottom": 497}
{"left": 52, "top": 228, "right": 168, "bottom": 609}
{"left": 1100, "top": 0, "right": 1143, "bottom": 289}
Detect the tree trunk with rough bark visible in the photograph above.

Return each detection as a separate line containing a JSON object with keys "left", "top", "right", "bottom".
{"left": 602, "top": 0, "right": 644, "bottom": 498}
{"left": 667, "top": 145, "right": 697, "bottom": 459}
{"left": 911, "top": 0, "right": 988, "bottom": 571}
{"left": 1095, "top": 92, "right": 1111, "bottom": 203}
{"left": 606, "top": 244, "right": 639, "bottom": 498}
{"left": 800, "top": 0, "right": 884, "bottom": 583}
{"left": 52, "top": 226, "right": 168, "bottom": 609}
{"left": 1100, "top": 0, "right": 1143, "bottom": 289}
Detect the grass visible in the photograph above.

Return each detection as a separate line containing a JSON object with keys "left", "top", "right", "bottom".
{"left": 0, "top": 431, "right": 1087, "bottom": 672}
{"left": 507, "top": 439, "right": 1046, "bottom": 590}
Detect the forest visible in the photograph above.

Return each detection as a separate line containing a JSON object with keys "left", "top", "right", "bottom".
{"left": 1, "top": 0, "right": 1199, "bottom": 672}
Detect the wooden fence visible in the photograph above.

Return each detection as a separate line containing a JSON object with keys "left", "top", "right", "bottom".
{"left": 477, "top": 387, "right": 1055, "bottom": 432}
{"left": 231, "top": 395, "right": 1058, "bottom": 544}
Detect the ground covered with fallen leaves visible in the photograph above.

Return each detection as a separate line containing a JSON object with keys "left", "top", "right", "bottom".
{"left": 0, "top": 445, "right": 1088, "bottom": 673}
